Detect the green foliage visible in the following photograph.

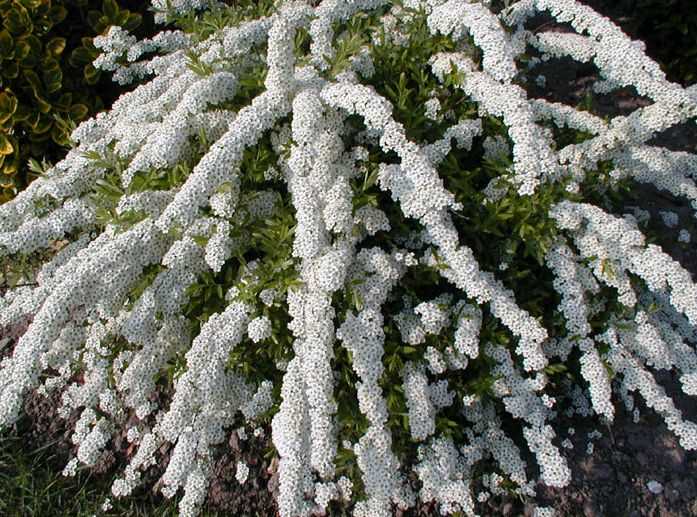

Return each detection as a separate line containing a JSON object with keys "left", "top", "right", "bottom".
{"left": 0, "top": 0, "right": 148, "bottom": 202}
{"left": 0, "top": 423, "right": 212, "bottom": 516}
{"left": 156, "top": 0, "right": 276, "bottom": 41}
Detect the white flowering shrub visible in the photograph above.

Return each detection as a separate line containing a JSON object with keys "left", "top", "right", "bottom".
{"left": 2, "top": 0, "right": 697, "bottom": 515}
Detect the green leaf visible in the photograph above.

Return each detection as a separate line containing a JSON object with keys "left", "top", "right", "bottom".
{"left": 11, "top": 102, "right": 31, "bottom": 122}
{"left": 87, "top": 9, "right": 103, "bottom": 32}
{"left": 0, "top": 30, "right": 13, "bottom": 57}
{"left": 1, "top": 60, "right": 19, "bottom": 79}
{"left": 47, "top": 5, "right": 68, "bottom": 24}
{"left": 103, "top": 0, "right": 119, "bottom": 20}
{"left": 6, "top": 5, "right": 32, "bottom": 35}
{"left": 69, "top": 46, "right": 94, "bottom": 67}
{"left": 33, "top": 114, "right": 52, "bottom": 134}
{"left": 22, "top": 70, "right": 41, "bottom": 95}
{"left": 124, "top": 12, "right": 142, "bottom": 31}
{"left": 53, "top": 92, "right": 73, "bottom": 112}
{"left": 69, "top": 103, "right": 89, "bottom": 120}
{"left": 42, "top": 61, "right": 63, "bottom": 94}
{"left": 83, "top": 63, "right": 100, "bottom": 84}
{"left": 50, "top": 123, "right": 70, "bottom": 146}
{"left": 19, "top": 0, "right": 43, "bottom": 9}
{"left": 34, "top": 94, "right": 51, "bottom": 114}
{"left": 0, "top": 92, "right": 17, "bottom": 124}
{"left": 14, "top": 39, "right": 31, "bottom": 60}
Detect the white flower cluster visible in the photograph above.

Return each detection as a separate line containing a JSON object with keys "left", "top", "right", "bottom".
{"left": 338, "top": 248, "right": 415, "bottom": 517}
{"left": 151, "top": 0, "right": 218, "bottom": 24}
{"left": 247, "top": 315, "right": 272, "bottom": 343}
{"left": 2, "top": 1, "right": 697, "bottom": 516}
{"left": 235, "top": 461, "right": 249, "bottom": 484}
{"left": 415, "top": 437, "right": 477, "bottom": 516}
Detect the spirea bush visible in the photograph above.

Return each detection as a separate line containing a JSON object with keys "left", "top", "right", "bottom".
{"left": 1, "top": 0, "right": 697, "bottom": 515}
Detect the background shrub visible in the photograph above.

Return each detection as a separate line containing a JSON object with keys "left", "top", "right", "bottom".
{"left": 0, "top": 0, "right": 149, "bottom": 202}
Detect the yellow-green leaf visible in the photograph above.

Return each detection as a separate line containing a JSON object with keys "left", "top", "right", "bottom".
{"left": 0, "top": 133, "right": 13, "bottom": 155}
{"left": 8, "top": 4, "right": 33, "bottom": 34}
{"left": 46, "top": 37, "right": 66, "bottom": 57}
{"left": 83, "top": 63, "right": 99, "bottom": 84}
{"left": 0, "top": 91, "right": 18, "bottom": 122}
{"left": 69, "top": 103, "right": 88, "bottom": 120}
{"left": 23, "top": 69, "right": 41, "bottom": 92}
{"left": 2, "top": 155, "right": 19, "bottom": 175}
{"left": 51, "top": 123, "right": 70, "bottom": 146}
{"left": 33, "top": 114, "right": 52, "bottom": 134}
{"left": 14, "top": 39, "right": 31, "bottom": 60}
{"left": 124, "top": 12, "right": 142, "bottom": 32}
{"left": 34, "top": 94, "right": 51, "bottom": 114}
{"left": 18, "top": 0, "right": 44, "bottom": 9}
{"left": 54, "top": 91, "right": 72, "bottom": 111}
{"left": 12, "top": 103, "right": 32, "bottom": 123}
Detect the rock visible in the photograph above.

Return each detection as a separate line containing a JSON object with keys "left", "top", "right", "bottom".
{"left": 647, "top": 480, "right": 664, "bottom": 495}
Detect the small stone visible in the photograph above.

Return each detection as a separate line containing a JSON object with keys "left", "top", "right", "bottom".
{"left": 647, "top": 480, "right": 664, "bottom": 494}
